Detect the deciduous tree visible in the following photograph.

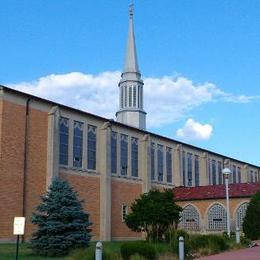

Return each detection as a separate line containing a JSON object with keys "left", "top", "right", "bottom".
{"left": 125, "top": 189, "right": 182, "bottom": 242}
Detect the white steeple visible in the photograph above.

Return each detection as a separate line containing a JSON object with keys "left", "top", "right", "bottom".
{"left": 116, "top": 4, "right": 146, "bottom": 130}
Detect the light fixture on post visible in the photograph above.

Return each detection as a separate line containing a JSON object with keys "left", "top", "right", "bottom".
{"left": 222, "top": 167, "right": 231, "bottom": 237}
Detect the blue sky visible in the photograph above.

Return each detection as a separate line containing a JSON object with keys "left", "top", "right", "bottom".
{"left": 1, "top": 0, "right": 259, "bottom": 165}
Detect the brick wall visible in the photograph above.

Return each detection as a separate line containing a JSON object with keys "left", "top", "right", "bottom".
{"left": 0, "top": 100, "right": 26, "bottom": 240}
{"left": 0, "top": 100, "right": 48, "bottom": 241}
{"left": 24, "top": 107, "right": 48, "bottom": 240}
{"left": 60, "top": 172, "right": 100, "bottom": 240}
{"left": 111, "top": 180, "right": 142, "bottom": 239}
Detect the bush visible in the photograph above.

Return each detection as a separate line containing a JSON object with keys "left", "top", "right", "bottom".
{"left": 240, "top": 236, "right": 251, "bottom": 247}
{"left": 190, "top": 234, "right": 229, "bottom": 255}
{"left": 120, "top": 241, "right": 157, "bottom": 260}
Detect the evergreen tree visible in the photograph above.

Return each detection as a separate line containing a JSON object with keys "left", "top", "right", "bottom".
{"left": 243, "top": 191, "right": 260, "bottom": 240}
{"left": 30, "top": 178, "right": 92, "bottom": 256}
{"left": 125, "top": 189, "right": 182, "bottom": 242}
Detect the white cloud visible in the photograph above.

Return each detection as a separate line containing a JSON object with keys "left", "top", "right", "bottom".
{"left": 176, "top": 118, "right": 213, "bottom": 141}
{"left": 7, "top": 71, "right": 259, "bottom": 128}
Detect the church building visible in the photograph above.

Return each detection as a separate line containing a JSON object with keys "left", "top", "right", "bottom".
{"left": 0, "top": 5, "right": 259, "bottom": 242}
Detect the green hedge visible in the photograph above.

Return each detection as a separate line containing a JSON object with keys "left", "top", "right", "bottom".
{"left": 120, "top": 241, "right": 157, "bottom": 260}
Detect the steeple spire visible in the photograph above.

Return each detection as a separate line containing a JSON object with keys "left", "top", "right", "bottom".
{"left": 124, "top": 4, "right": 139, "bottom": 73}
{"left": 116, "top": 4, "right": 146, "bottom": 130}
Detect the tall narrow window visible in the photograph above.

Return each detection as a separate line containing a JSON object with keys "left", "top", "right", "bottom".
{"left": 232, "top": 165, "right": 237, "bottom": 184}
{"left": 208, "top": 159, "right": 211, "bottom": 185}
{"left": 124, "top": 85, "right": 127, "bottom": 107}
{"left": 133, "top": 86, "right": 136, "bottom": 107}
{"left": 140, "top": 87, "right": 143, "bottom": 108}
{"left": 59, "top": 117, "right": 69, "bottom": 165}
{"left": 195, "top": 155, "right": 200, "bottom": 186}
{"left": 137, "top": 86, "right": 140, "bottom": 107}
{"left": 157, "top": 144, "right": 164, "bottom": 182}
{"left": 237, "top": 167, "right": 241, "bottom": 183}
{"left": 131, "top": 137, "right": 138, "bottom": 177}
{"left": 121, "top": 204, "right": 128, "bottom": 222}
{"left": 151, "top": 142, "right": 155, "bottom": 181}
{"left": 182, "top": 151, "right": 186, "bottom": 186}
{"left": 111, "top": 131, "right": 117, "bottom": 174}
{"left": 120, "top": 134, "right": 128, "bottom": 176}
{"left": 166, "top": 147, "right": 172, "bottom": 183}
{"left": 212, "top": 160, "right": 216, "bottom": 185}
{"left": 73, "top": 121, "right": 83, "bottom": 168}
{"left": 129, "top": 86, "right": 132, "bottom": 107}
{"left": 120, "top": 87, "right": 123, "bottom": 108}
{"left": 87, "top": 125, "right": 96, "bottom": 170}
{"left": 250, "top": 170, "right": 254, "bottom": 182}
{"left": 218, "top": 161, "right": 222, "bottom": 184}
{"left": 187, "top": 153, "right": 193, "bottom": 186}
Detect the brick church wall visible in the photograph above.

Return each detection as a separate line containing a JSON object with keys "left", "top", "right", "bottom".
{"left": 60, "top": 172, "right": 101, "bottom": 240}
{"left": 111, "top": 180, "right": 142, "bottom": 239}
{"left": 0, "top": 100, "right": 48, "bottom": 241}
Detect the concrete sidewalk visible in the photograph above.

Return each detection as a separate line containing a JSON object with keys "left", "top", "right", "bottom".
{"left": 199, "top": 242, "right": 260, "bottom": 260}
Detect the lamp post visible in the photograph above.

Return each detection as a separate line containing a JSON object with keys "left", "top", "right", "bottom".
{"left": 222, "top": 168, "right": 231, "bottom": 237}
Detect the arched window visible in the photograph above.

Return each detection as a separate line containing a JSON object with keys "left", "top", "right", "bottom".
{"left": 236, "top": 203, "right": 249, "bottom": 229}
{"left": 208, "top": 204, "right": 227, "bottom": 231}
{"left": 181, "top": 205, "right": 200, "bottom": 231}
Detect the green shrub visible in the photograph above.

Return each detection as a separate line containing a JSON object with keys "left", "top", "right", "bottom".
{"left": 120, "top": 241, "right": 157, "bottom": 260}
{"left": 240, "top": 236, "right": 251, "bottom": 247}
{"left": 190, "top": 234, "right": 229, "bottom": 255}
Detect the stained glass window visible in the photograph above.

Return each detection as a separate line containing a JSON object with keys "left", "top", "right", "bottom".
{"left": 166, "top": 147, "right": 172, "bottom": 183}
{"left": 237, "top": 167, "right": 241, "bottom": 183}
{"left": 59, "top": 117, "right": 69, "bottom": 165}
{"left": 182, "top": 151, "right": 186, "bottom": 186}
{"left": 232, "top": 165, "right": 237, "bottom": 184}
{"left": 111, "top": 131, "right": 117, "bottom": 174}
{"left": 195, "top": 155, "right": 200, "bottom": 186}
{"left": 87, "top": 125, "right": 96, "bottom": 170}
{"left": 187, "top": 153, "right": 193, "bottom": 186}
{"left": 157, "top": 144, "right": 164, "bottom": 182}
{"left": 131, "top": 137, "right": 138, "bottom": 177}
{"left": 208, "top": 159, "right": 211, "bottom": 185}
{"left": 218, "top": 161, "right": 223, "bottom": 184}
{"left": 212, "top": 160, "right": 216, "bottom": 185}
{"left": 73, "top": 121, "right": 83, "bottom": 168}
{"left": 120, "top": 134, "right": 128, "bottom": 175}
{"left": 151, "top": 142, "right": 155, "bottom": 181}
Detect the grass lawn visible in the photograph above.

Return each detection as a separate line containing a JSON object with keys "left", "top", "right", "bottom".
{"left": 0, "top": 243, "right": 67, "bottom": 260}
{"left": 0, "top": 241, "right": 174, "bottom": 260}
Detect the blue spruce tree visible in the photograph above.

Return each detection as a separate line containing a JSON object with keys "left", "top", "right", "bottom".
{"left": 30, "top": 178, "right": 92, "bottom": 256}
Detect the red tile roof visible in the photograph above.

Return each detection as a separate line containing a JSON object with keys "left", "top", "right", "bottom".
{"left": 173, "top": 183, "right": 260, "bottom": 201}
